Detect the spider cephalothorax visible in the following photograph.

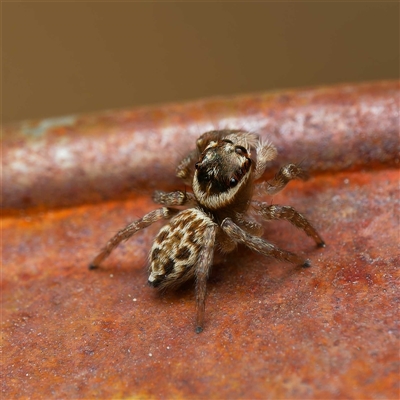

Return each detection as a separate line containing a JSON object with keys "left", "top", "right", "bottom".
{"left": 90, "top": 130, "right": 325, "bottom": 333}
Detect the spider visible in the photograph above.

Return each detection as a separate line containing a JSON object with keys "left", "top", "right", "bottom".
{"left": 89, "top": 130, "right": 325, "bottom": 333}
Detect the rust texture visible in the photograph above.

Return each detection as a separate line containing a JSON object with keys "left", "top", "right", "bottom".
{"left": 2, "top": 81, "right": 399, "bottom": 212}
{"left": 2, "top": 81, "right": 400, "bottom": 399}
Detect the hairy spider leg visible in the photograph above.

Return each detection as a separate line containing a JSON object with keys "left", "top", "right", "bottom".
{"left": 152, "top": 190, "right": 197, "bottom": 207}
{"left": 221, "top": 218, "right": 310, "bottom": 267}
{"left": 195, "top": 224, "right": 217, "bottom": 333}
{"left": 89, "top": 207, "right": 179, "bottom": 269}
{"left": 256, "top": 163, "right": 309, "bottom": 196}
{"left": 253, "top": 140, "right": 278, "bottom": 180}
{"left": 253, "top": 202, "right": 326, "bottom": 248}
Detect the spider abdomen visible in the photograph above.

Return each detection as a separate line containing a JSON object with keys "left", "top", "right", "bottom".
{"left": 148, "top": 208, "right": 215, "bottom": 289}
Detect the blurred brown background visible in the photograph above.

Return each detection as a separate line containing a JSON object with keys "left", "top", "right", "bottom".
{"left": 3, "top": 1, "right": 399, "bottom": 124}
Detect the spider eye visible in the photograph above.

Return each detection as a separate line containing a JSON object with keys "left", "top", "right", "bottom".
{"left": 229, "top": 177, "right": 238, "bottom": 188}
{"left": 222, "top": 139, "right": 234, "bottom": 144}
{"left": 235, "top": 146, "right": 247, "bottom": 155}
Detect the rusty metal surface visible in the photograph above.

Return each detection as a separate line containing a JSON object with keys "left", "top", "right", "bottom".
{"left": 2, "top": 81, "right": 400, "bottom": 399}
{"left": 2, "top": 81, "right": 399, "bottom": 212}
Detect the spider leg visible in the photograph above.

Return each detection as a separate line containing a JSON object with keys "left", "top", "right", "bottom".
{"left": 253, "top": 140, "right": 277, "bottom": 180}
{"left": 234, "top": 212, "right": 264, "bottom": 236}
{"left": 152, "top": 190, "right": 196, "bottom": 206}
{"left": 256, "top": 163, "right": 308, "bottom": 196}
{"left": 195, "top": 223, "right": 217, "bottom": 333}
{"left": 253, "top": 202, "right": 325, "bottom": 248}
{"left": 221, "top": 218, "right": 310, "bottom": 267}
{"left": 176, "top": 149, "right": 198, "bottom": 185}
{"left": 89, "top": 207, "right": 179, "bottom": 269}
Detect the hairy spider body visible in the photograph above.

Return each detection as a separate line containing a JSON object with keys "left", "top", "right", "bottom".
{"left": 148, "top": 208, "right": 215, "bottom": 289}
{"left": 90, "top": 130, "right": 325, "bottom": 333}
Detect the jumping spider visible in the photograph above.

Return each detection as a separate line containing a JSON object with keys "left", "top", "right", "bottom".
{"left": 89, "top": 130, "right": 325, "bottom": 333}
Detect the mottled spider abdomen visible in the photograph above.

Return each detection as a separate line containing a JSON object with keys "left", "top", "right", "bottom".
{"left": 148, "top": 208, "right": 215, "bottom": 289}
